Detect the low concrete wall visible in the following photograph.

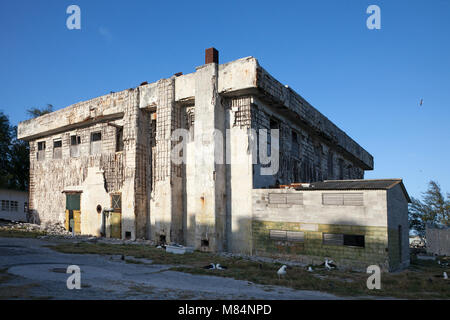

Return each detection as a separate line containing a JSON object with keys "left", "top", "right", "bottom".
{"left": 251, "top": 188, "right": 391, "bottom": 271}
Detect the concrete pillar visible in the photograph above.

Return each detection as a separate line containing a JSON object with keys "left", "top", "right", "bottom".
{"left": 150, "top": 78, "right": 183, "bottom": 244}
{"left": 194, "top": 62, "right": 227, "bottom": 252}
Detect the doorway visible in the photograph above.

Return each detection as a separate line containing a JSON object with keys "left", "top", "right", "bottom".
{"left": 65, "top": 193, "right": 81, "bottom": 234}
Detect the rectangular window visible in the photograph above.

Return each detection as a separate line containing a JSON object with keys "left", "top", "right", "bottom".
{"left": 90, "top": 132, "right": 102, "bottom": 155}
{"left": 10, "top": 201, "right": 18, "bottom": 212}
{"left": 323, "top": 233, "right": 344, "bottom": 246}
{"left": 116, "top": 127, "right": 124, "bottom": 152}
{"left": 37, "top": 141, "right": 46, "bottom": 161}
{"left": 286, "top": 231, "right": 305, "bottom": 242}
{"left": 269, "top": 230, "right": 305, "bottom": 242}
{"left": 322, "top": 193, "right": 364, "bottom": 206}
{"left": 111, "top": 194, "right": 122, "bottom": 213}
{"left": 53, "top": 139, "right": 62, "bottom": 159}
{"left": 343, "top": 234, "right": 365, "bottom": 248}
{"left": 269, "top": 230, "right": 287, "bottom": 240}
{"left": 24, "top": 202, "right": 28, "bottom": 213}
{"left": 1, "top": 200, "right": 10, "bottom": 211}
{"left": 70, "top": 135, "right": 81, "bottom": 158}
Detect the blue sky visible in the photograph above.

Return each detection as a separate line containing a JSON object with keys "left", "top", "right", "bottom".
{"left": 0, "top": 0, "right": 449, "bottom": 199}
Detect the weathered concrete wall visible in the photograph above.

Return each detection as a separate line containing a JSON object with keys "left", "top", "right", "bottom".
{"left": 252, "top": 189, "right": 391, "bottom": 271}
{"left": 79, "top": 167, "right": 109, "bottom": 236}
{"left": 193, "top": 63, "right": 227, "bottom": 252}
{"left": 148, "top": 78, "right": 184, "bottom": 244}
{"left": 24, "top": 88, "right": 141, "bottom": 239}
{"left": 224, "top": 96, "right": 254, "bottom": 254}
{"left": 386, "top": 184, "right": 410, "bottom": 270}
{"left": 255, "top": 63, "right": 373, "bottom": 171}
{"left": 251, "top": 98, "right": 364, "bottom": 188}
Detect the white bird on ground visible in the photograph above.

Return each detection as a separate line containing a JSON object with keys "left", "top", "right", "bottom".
{"left": 216, "top": 264, "right": 227, "bottom": 270}
{"left": 277, "top": 265, "right": 287, "bottom": 279}
{"left": 325, "top": 258, "right": 336, "bottom": 270}
{"left": 444, "top": 272, "right": 448, "bottom": 280}
{"left": 307, "top": 266, "right": 313, "bottom": 272}
{"left": 438, "top": 260, "right": 441, "bottom": 265}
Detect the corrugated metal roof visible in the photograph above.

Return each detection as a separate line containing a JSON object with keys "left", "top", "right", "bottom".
{"left": 291, "top": 179, "right": 411, "bottom": 202}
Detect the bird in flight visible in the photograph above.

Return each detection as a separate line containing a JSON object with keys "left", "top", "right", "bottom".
{"left": 419, "top": 98, "right": 423, "bottom": 106}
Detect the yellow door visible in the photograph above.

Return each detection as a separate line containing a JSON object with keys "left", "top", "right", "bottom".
{"left": 65, "top": 210, "right": 69, "bottom": 231}
{"left": 110, "top": 212, "right": 121, "bottom": 239}
{"left": 74, "top": 210, "right": 81, "bottom": 234}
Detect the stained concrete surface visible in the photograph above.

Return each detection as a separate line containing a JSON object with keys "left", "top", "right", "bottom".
{"left": 0, "top": 237, "right": 343, "bottom": 300}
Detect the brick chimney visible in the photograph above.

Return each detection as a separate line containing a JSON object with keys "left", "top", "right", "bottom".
{"left": 205, "top": 47, "right": 218, "bottom": 64}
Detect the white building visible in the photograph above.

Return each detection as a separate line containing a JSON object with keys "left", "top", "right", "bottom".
{"left": 0, "top": 189, "right": 29, "bottom": 222}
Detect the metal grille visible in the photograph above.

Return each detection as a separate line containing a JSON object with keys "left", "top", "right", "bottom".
{"left": 343, "top": 193, "right": 364, "bottom": 206}
{"left": 286, "top": 231, "right": 305, "bottom": 242}
{"left": 323, "top": 233, "right": 344, "bottom": 246}
{"left": 286, "top": 193, "right": 303, "bottom": 205}
{"left": 269, "top": 230, "right": 287, "bottom": 240}
{"left": 322, "top": 193, "right": 344, "bottom": 205}
{"left": 268, "top": 193, "right": 286, "bottom": 204}
{"left": 322, "top": 193, "right": 364, "bottom": 206}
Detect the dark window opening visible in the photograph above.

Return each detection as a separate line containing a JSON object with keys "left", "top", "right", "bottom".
{"left": 159, "top": 235, "right": 166, "bottom": 245}
{"left": 96, "top": 205, "right": 102, "bottom": 214}
{"left": 116, "top": 127, "right": 124, "bottom": 152}
{"left": 125, "top": 231, "right": 132, "bottom": 240}
{"left": 90, "top": 132, "right": 102, "bottom": 155}
{"left": 201, "top": 239, "right": 209, "bottom": 247}
{"left": 53, "top": 139, "right": 62, "bottom": 159}
{"left": 70, "top": 135, "right": 81, "bottom": 145}
{"left": 38, "top": 141, "right": 46, "bottom": 150}
{"left": 70, "top": 135, "right": 81, "bottom": 158}
{"left": 343, "top": 234, "right": 365, "bottom": 248}
{"left": 91, "top": 132, "right": 102, "bottom": 141}
{"left": 37, "top": 141, "right": 46, "bottom": 161}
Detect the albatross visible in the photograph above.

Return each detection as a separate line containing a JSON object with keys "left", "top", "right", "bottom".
{"left": 277, "top": 265, "right": 287, "bottom": 279}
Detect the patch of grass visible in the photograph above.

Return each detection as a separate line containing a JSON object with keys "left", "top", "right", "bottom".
{"left": 0, "top": 227, "right": 47, "bottom": 239}
{"left": 46, "top": 242, "right": 450, "bottom": 299}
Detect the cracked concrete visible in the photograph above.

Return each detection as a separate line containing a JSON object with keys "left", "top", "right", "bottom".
{"left": 0, "top": 237, "right": 343, "bottom": 300}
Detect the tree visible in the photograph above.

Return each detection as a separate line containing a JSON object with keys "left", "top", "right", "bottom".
{"left": 26, "top": 104, "right": 53, "bottom": 119}
{"left": 0, "top": 111, "right": 30, "bottom": 191}
{"left": 8, "top": 126, "right": 29, "bottom": 191}
{"left": 409, "top": 180, "right": 450, "bottom": 237}
{"left": 0, "top": 111, "right": 13, "bottom": 188}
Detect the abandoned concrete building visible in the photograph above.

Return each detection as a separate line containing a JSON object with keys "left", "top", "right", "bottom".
{"left": 17, "top": 48, "right": 410, "bottom": 271}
